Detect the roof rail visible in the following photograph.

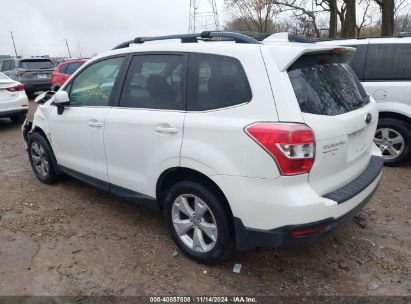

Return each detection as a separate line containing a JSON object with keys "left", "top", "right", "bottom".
{"left": 112, "top": 31, "right": 261, "bottom": 50}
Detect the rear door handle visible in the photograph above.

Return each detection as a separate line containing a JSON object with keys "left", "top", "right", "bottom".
{"left": 155, "top": 126, "right": 178, "bottom": 134}
{"left": 88, "top": 120, "right": 103, "bottom": 128}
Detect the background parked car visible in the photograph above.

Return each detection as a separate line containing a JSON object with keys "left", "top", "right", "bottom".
{"left": 318, "top": 37, "right": 411, "bottom": 166}
{"left": 0, "top": 57, "right": 55, "bottom": 96}
{"left": 0, "top": 72, "right": 28, "bottom": 124}
{"left": 51, "top": 59, "right": 87, "bottom": 91}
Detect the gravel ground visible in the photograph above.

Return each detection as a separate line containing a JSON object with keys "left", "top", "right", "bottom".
{"left": 0, "top": 118, "right": 410, "bottom": 296}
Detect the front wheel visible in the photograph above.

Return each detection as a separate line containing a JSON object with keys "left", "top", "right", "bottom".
{"left": 374, "top": 118, "right": 411, "bottom": 166}
{"left": 164, "top": 181, "right": 233, "bottom": 264}
{"left": 28, "top": 133, "right": 58, "bottom": 184}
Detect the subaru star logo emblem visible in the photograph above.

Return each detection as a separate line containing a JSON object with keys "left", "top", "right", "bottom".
{"left": 365, "top": 113, "right": 372, "bottom": 124}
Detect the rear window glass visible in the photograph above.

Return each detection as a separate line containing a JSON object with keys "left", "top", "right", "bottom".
{"left": 0, "top": 72, "right": 8, "bottom": 80}
{"left": 364, "top": 44, "right": 411, "bottom": 81}
{"left": 20, "top": 60, "right": 54, "bottom": 70}
{"left": 288, "top": 53, "right": 369, "bottom": 116}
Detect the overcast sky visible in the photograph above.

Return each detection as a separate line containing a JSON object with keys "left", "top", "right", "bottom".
{"left": 0, "top": 0, "right": 226, "bottom": 58}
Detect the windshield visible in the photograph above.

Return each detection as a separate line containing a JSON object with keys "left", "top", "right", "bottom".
{"left": 288, "top": 52, "right": 369, "bottom": 116}
{"left": 20, "top": 60, "right": 54, "bottom": 70}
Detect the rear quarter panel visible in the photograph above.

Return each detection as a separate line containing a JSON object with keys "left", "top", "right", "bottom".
{"left": 181, "top": 46, "right": 281, "bottom": 179}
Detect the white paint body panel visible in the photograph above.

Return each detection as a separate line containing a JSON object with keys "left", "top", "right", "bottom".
{"left": 104, "top": 108, "right": 185, "bottom": 197}
{"left": 48, "top": 106, "right": 110, "bottom": 181}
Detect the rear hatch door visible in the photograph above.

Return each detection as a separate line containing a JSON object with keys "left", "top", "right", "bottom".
{"left": 19, "top": 59, "right": 55, "bottom": 82}
{"left": 287, "top": 50, "right": 379, "bottom": 195}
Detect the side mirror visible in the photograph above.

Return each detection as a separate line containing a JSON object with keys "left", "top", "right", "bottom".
{"left": 54, "top": 91, "right": 70, "bottom": 115}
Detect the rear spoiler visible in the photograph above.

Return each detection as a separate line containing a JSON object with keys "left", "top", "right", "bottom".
{"left": 265, "top": 44, "right": 356, "bottom": 72}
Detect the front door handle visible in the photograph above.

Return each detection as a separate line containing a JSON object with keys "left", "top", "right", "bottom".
{"left": 88, "top": 120, "right": 103, "bottom": 128}
{"left": 155, "top": 126, "right": 178, "bottom": 134}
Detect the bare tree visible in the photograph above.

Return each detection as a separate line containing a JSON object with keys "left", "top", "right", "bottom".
{"left": 275, "top": 0, "right": 323, "bottom": 37}
{"left": 315, "top": 0, "right": 357, "bottom": 38}
{"left": 224, "top": 16, "right": 276, "bottom": 32}
{"left": 395, "top": 12, "right": 411, "bottom": 33}
{"left": 394, "top": 0, "right": 408, "bottom": 16}
{"left": 341, "top": 0, "right": 357, "bottom": 37}
{"left": 316, "top": 0, "right": 338, "bottom": 38}
{"left": 374, "top": 0, "right": 395, "bottom": 36}
{"left": 356, "top": 0, "right": 373, "bottom": 36}
{"left": 224, "top": 0, "right": 280, "bottom": 33}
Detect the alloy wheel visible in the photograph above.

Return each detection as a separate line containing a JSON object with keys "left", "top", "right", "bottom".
{"left": 31, "top": 141, "right": 49, "bottom": 178}
{"left": 374, "top": 128, "right": 405, "bottom": 160}
{"left": 171, "top": 194, "right": 218, "bottom": 253}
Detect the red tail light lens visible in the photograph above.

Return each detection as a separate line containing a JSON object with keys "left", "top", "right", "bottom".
{"left": 7, "top": 84, "right": 25, "bottom": 92}
{"left": 246, "top": 123, "right": 315, "bottom": 175}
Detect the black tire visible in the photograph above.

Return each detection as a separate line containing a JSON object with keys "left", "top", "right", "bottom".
{"left": 9, "top": 113, "right": 26, "bottom": 124}
{"left": 28, "top": 132, "right": 58, "bottom": 184}
{"left": 376, "top": 118, "right": 411, "bottom": 166}
{"left": 163, "top": 181, "right": 234, "bottom": 264}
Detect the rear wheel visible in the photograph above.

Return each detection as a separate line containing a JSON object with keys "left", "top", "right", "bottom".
{"left": 164, "top": 181, "right": 233, "bottom": 263}
{"left": 9, "top": 113, "right": 26, "bottom": 124}
{"left": 28, "top": 133, "right": 58, "bottom": 184}
{"left": 374, "top": 118, "right": 411, "bottom": 166}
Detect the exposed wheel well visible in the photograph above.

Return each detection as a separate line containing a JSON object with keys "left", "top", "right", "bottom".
{"left": 30, "top": 127, "right": 60, "bottom": 174}
{"left": 156, "top": 167, "right": 233, "bottom": 218}
{"left": 31, "top": 127, "right": 52, "bottom": 148}
{"left": 379, "top": 112, "right": 411, "bottom": 127}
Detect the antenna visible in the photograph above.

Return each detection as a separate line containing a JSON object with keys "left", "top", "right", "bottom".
{"left": 188, "top": 0, "right": 220, "bottom": 33}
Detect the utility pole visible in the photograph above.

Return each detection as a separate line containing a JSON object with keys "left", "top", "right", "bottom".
{"left": 77, "top": 40, "right": 82, "bottom": 58}
{"left": 10, "top": 31, "right": 18, "bottom": 57}
{"left": 188, "top": 0, "right": 220, "bottom": 33}
{"left": 64, "top": 38, "right": 72, "bottom": 58}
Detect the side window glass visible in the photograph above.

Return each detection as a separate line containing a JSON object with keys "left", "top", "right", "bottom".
{"left": 59, "top": 64, "right": 68, "bottom": 74}
{"left": 66, "top": 62, "right": 84, "bottom": 75}
{"left": 2, "top": 60, "right": 11, "bottom": 71}
{"left": 348, "top": 45, "right": 367, "bottom": 80}
{"left": 188, "top": 54, "right": 252, "bottom": 111}
{"left": 119, "top": 55, "right": 185, "bottom": 110}
{"left": 0, "top": 61, "right": 3, "bottom": 71}
{"left": 68, "top": 57, "right": 124, "bottom": 107}
{"left": 364, "top": 44, "right": 411, "bottom": 81}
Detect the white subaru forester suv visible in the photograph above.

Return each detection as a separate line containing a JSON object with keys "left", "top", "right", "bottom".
{"left": 23, "top": 32, "right": 383, "bottom": 263}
